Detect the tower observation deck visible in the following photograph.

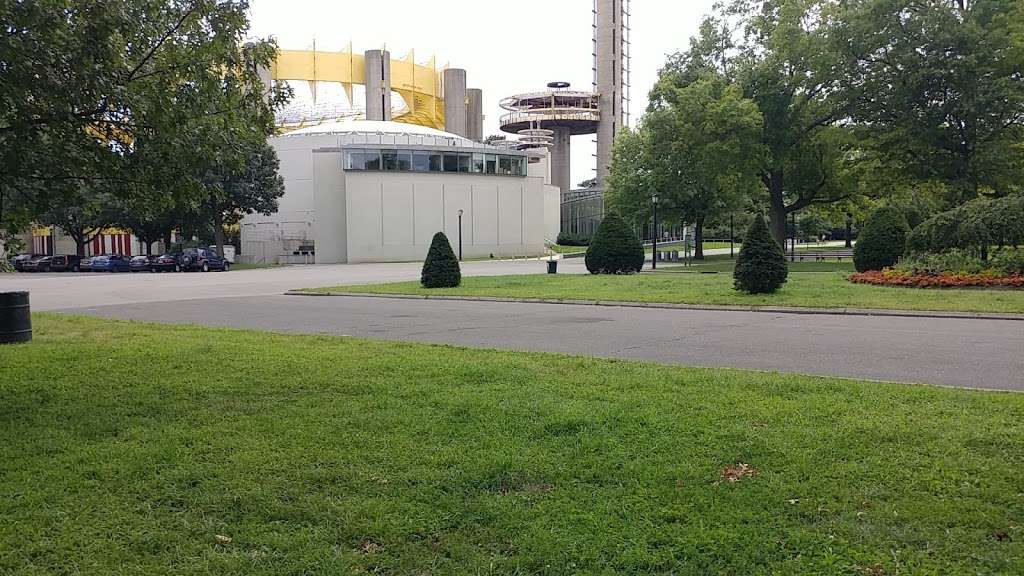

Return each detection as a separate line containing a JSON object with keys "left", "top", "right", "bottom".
{"left": 498, "top": 0, "right": 629, "bottom": 200}
{"left": 499, "top": 82, "right": 600, "bottom": 195}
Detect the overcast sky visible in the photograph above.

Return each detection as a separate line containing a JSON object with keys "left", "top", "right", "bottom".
{"left": 247, "top": 0, "right": 717, "bottom": 185}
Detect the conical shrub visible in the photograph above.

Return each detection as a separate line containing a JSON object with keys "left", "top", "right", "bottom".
{"left": 585, "top": 212, "right": 645, "bottom": 274}
{"left": 734, "top": 213, "right": 788, "bottom": 294}
{"left": 854, "top": 206, "right": 910, "bottom": 272}
{"left": 421, "top": 232, "right": 461, "bottom": 288}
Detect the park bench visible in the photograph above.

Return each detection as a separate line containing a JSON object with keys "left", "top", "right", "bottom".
{"left": 790, "top": 250, "right": 854, "bottom": 262}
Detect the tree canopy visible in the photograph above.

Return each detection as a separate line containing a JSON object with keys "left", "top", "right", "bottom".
{"left": 0, "top": 0, "right": 290, "bottom": 247}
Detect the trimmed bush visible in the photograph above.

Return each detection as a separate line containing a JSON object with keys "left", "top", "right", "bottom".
{"left": 896, "top": 250, "right": 986, "bottom": 276}
{"left": 733, "top": 213, "right": 788, "bottom": 294}
{"left": 556, "top": 232, "right": 591, "bottom": 247}
{"left": 854, "top": 207, "right": 910, "bottom": 272}
{"left": 584, "top": 213, "right": 645, "bottom": 274}
{"left": 421, "top": 232, "right": 461, "bottom": 288}
{"left": 992, "top": 248, "right": 1024, "bottom": 276}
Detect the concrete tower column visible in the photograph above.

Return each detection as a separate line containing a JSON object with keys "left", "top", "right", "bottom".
{"left": 466, "top": 88, "right": 484, "bottom": 142}
{"left": 364, "top": 49, "right": 392, "bottom": 121}
{"left": 443, "top": 68, "right": 468, "bottom": 137}
{"left": 594, "top": 0, "right": 628, "bottom": 188}
{"left": 550, "top": 128, "right": 572, "bottom": 194}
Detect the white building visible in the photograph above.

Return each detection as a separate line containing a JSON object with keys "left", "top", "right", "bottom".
{"left": 241, "top": 119, "right": 560, "bottom": 264}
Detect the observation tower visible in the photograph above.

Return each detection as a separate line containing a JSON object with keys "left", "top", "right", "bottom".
{"left": 499, "top": 82, "right": 600, "bottom": 195}
{"left": 498, "top": 0, "right": 630, "bottom": 196}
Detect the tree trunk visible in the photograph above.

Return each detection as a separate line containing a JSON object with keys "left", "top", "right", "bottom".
{"left": 212, "top": 211, "right": 225, "bottom": 257}
{"left": 693, "top": 216, "right": 705, "bottom": 260}
{"left": 163, "top": 230, "right": 173, "bottom": 253}
{"left": 75, "top": 237, "right": 86, "bottom": 257}
{"left": 145, "top": 240, "right": 154, "bottom": 256}
{"left": 845, "top": 220, "right": 853, "bottom": 248}
{"left": 767, "top": 170, "right": 787, "bottom": 247}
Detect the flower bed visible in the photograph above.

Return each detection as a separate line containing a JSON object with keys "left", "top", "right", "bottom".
{"left": 849, "top": 269, "right": 1024, "bottom": 288}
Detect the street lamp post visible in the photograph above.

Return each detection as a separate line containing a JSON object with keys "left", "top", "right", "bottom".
{"left": 790, "top": 211, "right": 797, "bottom": 262}
{"left": 730, "top": 214, "right": 735, "bottom": 259}
{"left": 457, "top": 209, "right": 464, "bottom": 261}
{"left": 651, "top": 194, "right": 659, "bottom": 270}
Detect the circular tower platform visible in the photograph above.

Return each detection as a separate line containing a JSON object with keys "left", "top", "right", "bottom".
{"left": 499, "top": 83, "right": 601, "bottom": 136}
{"left": 499, "top": 83, "right": 600, "bottom": 194}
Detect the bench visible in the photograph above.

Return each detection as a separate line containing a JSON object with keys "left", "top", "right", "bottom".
{"left": 791, "top": 251, "right": 854, "bottom": 262}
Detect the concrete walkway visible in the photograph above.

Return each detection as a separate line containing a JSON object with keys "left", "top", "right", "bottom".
{"left": 59, "top": 294, "right": 1024, "bottom": 391}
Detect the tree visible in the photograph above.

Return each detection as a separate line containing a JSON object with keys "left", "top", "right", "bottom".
{"left": 666, "top": 3, "right": 861, "bottom": 246}
{"left": 585, "top": 212, "right": 645, "bottom": 274}
{"left": 853, "top": 207, "right": 910, "bottom": 272}
{"left": 835, "top": 0, "right": 1024, "bottom": 204}
{"left": 734, "top": 213, "right": 788, "bottom": 294}
{"left": 37, "top": 184, "right": 118, "bottom": 256}
{"left": 114, "top": 192, "right": 182, "bottom": 256}
{"left": 908, "top": 195, "right": 1024, "bottom": 258}
{"left": 607, "top": 72, "right": 763, "bottom": 260}
{"left": 203, "top": 141, "right": 285, "bottom": 256}
{"left": 0, "top": 0, "right": 290, "bottom": 236}
{"left": 421, "top": 232, "right": 461, "bottom": 288}
{"left": 647, "top": 72, "right": 765, "bottom": 259}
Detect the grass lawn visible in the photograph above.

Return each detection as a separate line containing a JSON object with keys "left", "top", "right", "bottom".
{"left": 661, "top": 254, "right": 855, "bottom": 274}
{"left": 304, "top": 270, "right": 1024, "bottom": 314}
{"left": 2, "top": 315, "right": 1023, "bottom": 574}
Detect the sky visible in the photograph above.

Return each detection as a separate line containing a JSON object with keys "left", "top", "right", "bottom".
{"left": 246, "top": 0, "right": 718, "bottom": 186}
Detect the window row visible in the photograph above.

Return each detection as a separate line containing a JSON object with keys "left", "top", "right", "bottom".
{"left": 345, "top": 149, "right": 528, "bottom": 176}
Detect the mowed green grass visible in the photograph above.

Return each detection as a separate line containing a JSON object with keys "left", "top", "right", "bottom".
{"left": 2, "top": 315, "right": 1023, "bottom": 574}
{"left": 661, "top": 253, "right": 855, "bottom": 273}
{"left": 306, "top": 270, "right": 1024, "bottom": 314}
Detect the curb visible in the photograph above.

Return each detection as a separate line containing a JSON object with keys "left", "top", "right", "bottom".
{"left": 284, "top": 291, "right": 1024, "bottom": 322}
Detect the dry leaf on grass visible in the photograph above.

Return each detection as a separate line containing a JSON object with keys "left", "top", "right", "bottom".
{"left": 359, "top": 538, "right": 382, "bottom": 554}
{"left": 721, "top": 463, "right": 758, "bottom": 483}
{"left": 214, "top": 535, "right": 232, "bottom": 545}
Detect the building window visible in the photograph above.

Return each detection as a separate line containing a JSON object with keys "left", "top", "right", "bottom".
{"left": 346, "top": 148, "right": 524, "bottom": 176}
{"left": 364, "top": 149, "right": 381, "bottom": 170}
{"left": 412, "top": 151, "right": 432, "bottom": 172}
{"left": 345, "top": 149, "right": 366, "bottom": 170}
{"left": 443, "top": 153, "right": 460, "bottom": 173}
{"left": 382, "top": 150, "right": 412, "bottom": 171}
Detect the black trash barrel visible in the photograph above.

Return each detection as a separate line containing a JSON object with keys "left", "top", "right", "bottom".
{"left": 547, "top": 260, "right": 558, "bottom": 274}
{"left": 0, "top": 291, "right": 32, "bottom": 344}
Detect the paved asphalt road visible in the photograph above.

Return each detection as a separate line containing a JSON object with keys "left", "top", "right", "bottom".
{"left": 57, "top": 293, "right": 1024, "bottom": 391}
{"left": 2, "top": 258, "right": 587, "bottom": 311}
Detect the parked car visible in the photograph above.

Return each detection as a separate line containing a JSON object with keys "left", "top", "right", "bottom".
{"left": 49, "top": 255, "right": 83, "bottom": 272}
{"left": 150, "top": 254, "right": 181, "bottom": 273}
{"left": 178, "top": 247, "right": 229, "bottom": 272}
{"left": 10, "top": 253, "right": 41, "bottom": 271}
{"left": 130, "top": 255, "right": 158, "bottom": 272}
{"left": 88, "top": 254, "right": 132, "bottom": 273}
{"left": 21, "top": 256, "right": 54, "bottom": 272}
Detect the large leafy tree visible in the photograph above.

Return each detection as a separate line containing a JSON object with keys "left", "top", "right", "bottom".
{"left": 0, "top": 0, "right": 290, "bottom": 235}
{"left": 37, "top": 183, "right": 119, "bottom": 256}
{"left": 609, "top": 34, "right": 765, "bottom": 259}
{"left": 661, "top": 2, "right": 860, "bottom": 246}
{"left": 203, "top": 141, "right": 286, "bottom": 256}
{"left": 834, "top": 0, "right": 1024, "bottom": 205}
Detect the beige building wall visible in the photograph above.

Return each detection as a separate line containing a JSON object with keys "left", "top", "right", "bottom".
{"left": 342, "top": 170, "right": 545, "bottom": 263}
